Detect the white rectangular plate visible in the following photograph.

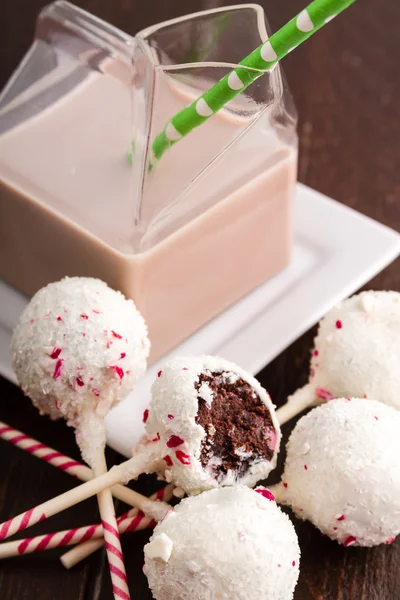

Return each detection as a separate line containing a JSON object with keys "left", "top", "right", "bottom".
{"left": 1, "top": 183, "right": 399, "bottom": 457}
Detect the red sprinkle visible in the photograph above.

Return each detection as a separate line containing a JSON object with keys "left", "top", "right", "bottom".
{"left": 50, "top": 347, "right": 62, "bottom": 360}
{"left": 53, "top": 359, "right": 63, "bottom": 379}
{"left": 152, "top": 433, "right": 160, "bottom": 443}
{"left": 283, "top": 482, "right": 288, "bottom": 489}
{"left": 304, "top": 465, "right": 308, "bottom": 470}
{"left": 182, "top": 367, "right": 188, "bottom": 371}
{"left": 313, "top": 350, "right": 319, "bottom": 356}
{"left": 92, "top": 389, "right": 100, "bottom": 397}
{"left": 344, "top": 536, "right": 357, "bottom": 547}
{"left": 111, "top": 365, "right": 124, "bottom": 379}
{"left": 292, "top": 561, "right": 296, "bottom": 567}
{"left": 167, "top": 435, "right": 184, "bottom": 448}
{"left": 92, "top": 309, "right": 102, "bottom": 314}
{"left": 119, "top": 353, "right": 126, "bottom": 360}
{"left": 157, "top": 370, "right": 162, "bottom": 378}
{"left": 374, "top": 416, "right": 379, "bottom": 421}
{"left": 55, "top": 400, "right": 61, "bottom": 410}
{"left": 82, "top": 333, "right": 86, "bottom": 337}
{"left": 163, "top": 455, "right": 173, "bottom": 467}
{"left": 255, "top": 488, "right": 275, "bottom": 502}
{"left": 106, "top": 341, "right": 113, "bottom": 349}
{"left": 316, "top": 388, "right": 335, "bottom": 401}
{"left": 112, "top": 330, "right": 122, "bottom": 339}
{"left": 333, "top": 527, "right": 338, "bottom": 531}
{"left": 337, "top": 515, "right": 345, "bottom": 521}
{"left": 336, "top": 320, "right": 343, "bottom": 329}
{"left": 385, "top": 537, "right": 396, "bottom": 545}
{"left": 80, "top": 314, "right": 89, "bottom": 320}
{"left": 143, "top": 409, "right": 149, "bottom": 423}
{"left": 277, "top": 564, "right": 281, "bottom": 568}
{"left": 168, "top": 414, "right": 174, "bottom": 420}
{"left": 56, "top": 316, "right": 62, "bottom": 322}
{"left": 76, "top": 376, "right": 84, "bottom": 387}
{"left": 175, "top": 450, "right": 191, "bottom": 465}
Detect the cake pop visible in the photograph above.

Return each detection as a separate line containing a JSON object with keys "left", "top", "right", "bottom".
{"left": 0, "top": 355, "right": 280, "bottom": 536}
{"left": 9, "top": 276, "right": 151, "bottom": 599}
{"left": 276, "top": 291, "right": 400, "bottom": 424}
{"left": 144, "top": 486, "right": 300, "bottom": 600}
{"left": 145, "top": 355, "right": 281, "bottom": 494}
{"left": 273, "top": 398, "right": 400, "bottom": 547}
{"left": 11, "top": 276, "right": 150, "bottom": 464}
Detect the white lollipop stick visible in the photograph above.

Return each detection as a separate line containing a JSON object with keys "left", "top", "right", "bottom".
{"left": 0, "top": 443, "right": 161, "bottom": 541}
{"left": 0, "top": 421, "right": 169, "bottom": 518}
{"left": 276, "top": 383, "right": 318, "bottom": 425}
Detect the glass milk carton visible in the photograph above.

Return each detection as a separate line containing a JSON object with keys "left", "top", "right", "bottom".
{"left": 0, "top": 2, "right": 297, "bottom": 361}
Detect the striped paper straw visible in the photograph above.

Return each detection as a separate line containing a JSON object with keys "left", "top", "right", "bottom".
{"left": 61, "top": 485, "right": 174, "bottom": 569}
{"left": 0, "top": 508, "right": 154, "bottom": 559}
{"left": 0, "top": 421, "right": 168, "bottom": 519}
{"left": 92, "top": 450, "right": 130, "bottom": 600}
{"left": 151, "top": 0, "right": 356, "bottom": 162}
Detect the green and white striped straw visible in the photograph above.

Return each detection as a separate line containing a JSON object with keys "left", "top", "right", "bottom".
{"left": 150, "top": 0, "right": 356, "bottom": 163}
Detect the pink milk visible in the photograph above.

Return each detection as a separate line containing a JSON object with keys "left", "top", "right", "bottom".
{"left": 0, "top": 3, "right": 297, "bottom": 361}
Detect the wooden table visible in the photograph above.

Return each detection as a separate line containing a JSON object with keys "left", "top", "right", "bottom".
{"left": 0, "top": 1, "right": 399, "bottom": 598}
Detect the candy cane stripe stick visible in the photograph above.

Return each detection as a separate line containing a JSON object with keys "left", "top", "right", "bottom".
{"left": 0, "top": 420, "right": 169, "bottom": 517}
{"left": 61, "top": 485, "right": 174, "bottom": 569}
{"left": 10, "top": 277, "right": 151, "bottom": 600}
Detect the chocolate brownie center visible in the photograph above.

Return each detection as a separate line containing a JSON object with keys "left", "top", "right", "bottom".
{"left": 194, "top": 371, "right": 276, "bottom": 481}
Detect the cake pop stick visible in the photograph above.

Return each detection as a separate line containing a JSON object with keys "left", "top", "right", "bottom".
{"left": 0, "top": 486, "right": 173, "bottom": 560}
{"left": 143, "top": 486, "right": 300, "bottom": 600}
{"left": 0, "top": 421, "right": 169, "bottom": 517}
{"left": 0, "top": 356, "right": 281, "bottom": 538}
{"left": 61, "top": 485, "right": 174, "bottom": 569}
{"left": 271, "top": 398, "right": 400, "bottom": 547}
{"left": 10, "top": 276, "right": 151, "bottom": 600}
{"left": 276, "top": 291, "right": 400, "bottom": 425}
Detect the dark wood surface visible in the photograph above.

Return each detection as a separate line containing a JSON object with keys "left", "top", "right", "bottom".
{"left": 0, "top": 0, "right": 399, "bottom": 598}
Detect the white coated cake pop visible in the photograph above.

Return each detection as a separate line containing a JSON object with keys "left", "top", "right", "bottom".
{"left": 276, "top": 398, "right": 400, "bottom": 547}
{"left": 144, "top": 486, "right": 300, "bottom": 600}
{"left": 144, "top": 356, "right": 280, "bottom": 495}
{"left": 11, "top": 277, "right": 150, "bottom": 463}
{"left": 281, "top": 291, "right": 400, "bottom": 423}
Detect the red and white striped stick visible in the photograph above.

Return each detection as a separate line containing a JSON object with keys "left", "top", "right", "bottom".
{"left": 0, "top": 442, "right": 159, "bottom": 542}
{"left": 0, "top": 486, "right": 173, "bottom": 561}
{"left": 0, "top": 507, "right": 153, "bottom": 559}
{"left": 0, "top": 422, "right": 168, "bottom": 518}
{"left": 61, "top": 485, "right": 174, "bottom": 569}
{"left": 92, "top": 449, "right": 131, "bottom": 600}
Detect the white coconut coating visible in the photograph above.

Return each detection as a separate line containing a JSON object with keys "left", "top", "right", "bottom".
{"left": 278, "top": 398, "right": 400, "bottom": 547}
{"left": 290, "top": 291, "right": 400, "bottom": 410}
{"left": 11, "top": 277, "right": 149, "bottom": 462}
{"left": 145, "top": 356, "right": 281, "bottom": 495}
{"left": 144, "top": 486, "right": 300, "bottom": 600}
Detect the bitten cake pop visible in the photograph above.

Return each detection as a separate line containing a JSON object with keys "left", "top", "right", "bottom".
{"left": 0, "top": 355, "right": 280, "bottom": 536}
{"left": 144, "top": 486, "right": 300, "bottom": 600}
{"left": 145, "top": 355, "right": 281, "bottom": 495}
{"left": 273, "top": 398, "right": 400, "bottom": 547}
{"left": 10, "top": 276, "right": 150, "bottom": 599}
{"left": 276, "top": 291, "right": 400, "bottom": 424}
